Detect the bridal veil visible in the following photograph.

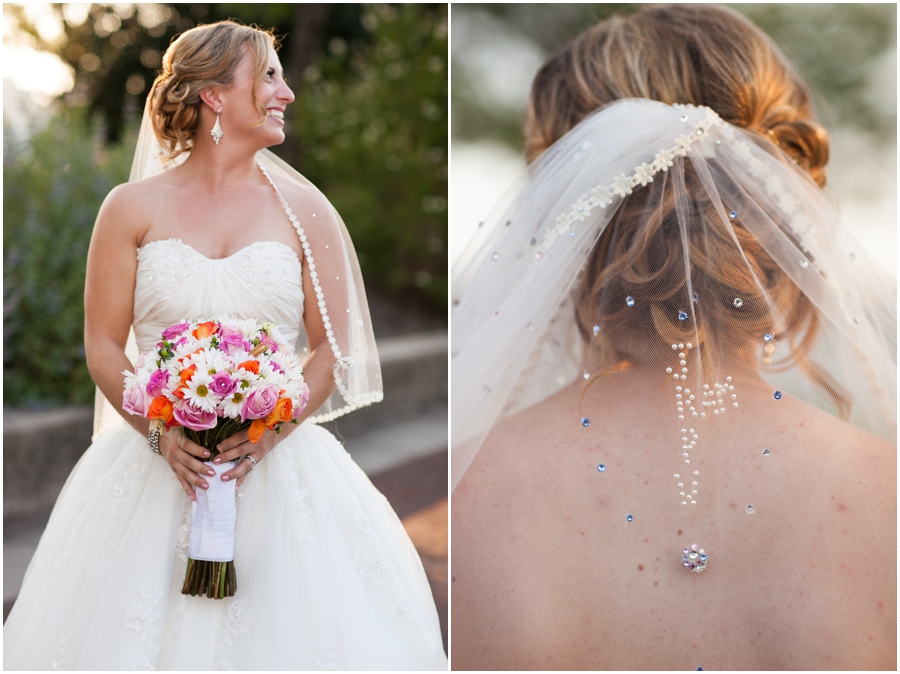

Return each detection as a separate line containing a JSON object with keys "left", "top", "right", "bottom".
{"left": 452, "top": 97, "right": 895, "bottom": 490}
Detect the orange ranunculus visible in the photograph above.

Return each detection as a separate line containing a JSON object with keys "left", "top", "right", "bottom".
{"left": 248, "top": 418, "right": 268, "bottom": 444}
{"left": 192, "top": 321, "right": 218, "bottom": 339}
{"left": 264, "top": 397, "right": 293, "bottom": 430}
{"left": 238, "top": 360, "right": 260, "bottom": 374}
{"left": 148, "top": 396, "right": 175, "bottom": 426}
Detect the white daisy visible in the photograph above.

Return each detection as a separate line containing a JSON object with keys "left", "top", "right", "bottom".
{"left": 183, "top": 371, "right": 220, "bottom": 413}
{"left": 221, "top": 390, "right": 248, "bottom": 419}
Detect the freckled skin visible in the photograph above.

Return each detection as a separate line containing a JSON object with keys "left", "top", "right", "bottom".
{"left": 452, "top": 366, "right": 896, "bottom": 670}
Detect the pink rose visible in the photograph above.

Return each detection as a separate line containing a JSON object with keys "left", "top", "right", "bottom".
{"left": 162, "top": 322, "right": 190, "bottom": 340}
{"left": 146, "top": 369, "right": 170, "bottom": 398}
{"left": 220, "top": 328, "right": 252, "bottom": 357}
{"left": 293, "top": 383, "right": 310, "bottom": 419}
{"left": 173, "top": 400, "right": 218, "bottom": 431}
{"left": 123, "top": 382, "right": 150, "bottom": 417}
{"left": 257, "top": 334, "right": 278, "bottom": 353}
{"left": 241, "top": 385, "right": 280, "bottom": 423}
{"left": 209, "top": 371, "right": 238, "bottom": 397}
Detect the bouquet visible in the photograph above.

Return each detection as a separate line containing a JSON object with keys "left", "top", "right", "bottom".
{"left": 123, "top": 318, "right": 309, "bottom": 598}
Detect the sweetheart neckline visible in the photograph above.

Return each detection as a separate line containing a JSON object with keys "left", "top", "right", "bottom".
{"left": 138, "top": 238, "right": 301, "bottom": 265}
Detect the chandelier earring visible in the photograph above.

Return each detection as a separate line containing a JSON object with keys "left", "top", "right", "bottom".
{"left": 211, "top": 108, "right": 223, "bottom": 145}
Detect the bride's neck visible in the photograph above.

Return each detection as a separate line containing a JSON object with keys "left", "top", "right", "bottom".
{"left": 177, "top": 141, "right": 265, "bottom": 190}
{"left": 582, "top": 331, "right": 761, "bottom": 383}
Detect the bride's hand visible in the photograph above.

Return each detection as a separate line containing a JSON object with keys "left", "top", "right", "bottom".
{"left": 213, "top": 426, "right": 286, "bottom": 488}
{"left": 159, "top": 428, "right": 215, "bottom": 501}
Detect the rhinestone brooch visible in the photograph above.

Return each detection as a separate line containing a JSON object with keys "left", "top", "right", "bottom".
{"left": 682, "top": 544, "right": 708, "bottom": 573}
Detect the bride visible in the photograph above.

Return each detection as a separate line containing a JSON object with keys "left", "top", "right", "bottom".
{"left": 451, "top": 5, "right": 895, "bottom": 670}
{"left": 4, "top": 20, "right": 446, "bottom": 670}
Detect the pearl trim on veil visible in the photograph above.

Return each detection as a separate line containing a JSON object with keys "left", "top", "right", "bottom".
{"left": 256, "top": 160, "right": 383, "bottom": 416}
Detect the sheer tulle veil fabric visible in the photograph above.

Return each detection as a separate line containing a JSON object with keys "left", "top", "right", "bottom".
{"left": 94, "top": 102, "right": 382, "bottom": 435}
{"left": 451, "top": 98, "right": 896, "bottom": 490}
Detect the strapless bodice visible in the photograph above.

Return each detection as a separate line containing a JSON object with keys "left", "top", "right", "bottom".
{"left": 133, "top": 238, "right": 304, "bottom": 352}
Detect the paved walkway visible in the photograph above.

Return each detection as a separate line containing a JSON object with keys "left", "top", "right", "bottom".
{"left": 3, "top": 407, "right": 449, "bottom": 655}
{"left": 371, "top": 448, "right": 448, "bottom": 652}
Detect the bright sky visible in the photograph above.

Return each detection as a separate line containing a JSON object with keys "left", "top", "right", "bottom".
{"left": 3, "top": 3, "right": 83, "bottom": 97}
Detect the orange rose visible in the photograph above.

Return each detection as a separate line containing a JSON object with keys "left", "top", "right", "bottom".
{"left": 248, "top": 418, "right": 268, "bottom": 444}
{"left": 192, "top": 321, "right": 218, "bottom": 339}
{"left": 171, "top": 364, "right": 196, "bottom": 400}
{"left": 264, "top": 397, "right": 293, "bottom": 430}
{"left": 248, "top": 397, "right": 292, "bottom": 444}
{"left": 177, "top": 348, "right": 204, "bottom": 367}
{"left": 238, "top": 360, "right": 260, "bottom": 374}
{"left": 179, "top": 364, "right": 197, "bottom": 387}
{"left": 148, "top": 396, "right": 175, "bottom": 426}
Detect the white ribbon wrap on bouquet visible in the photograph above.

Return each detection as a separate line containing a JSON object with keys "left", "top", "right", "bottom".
{"left": 189, "top": 461, "right": 237, "bottom": 562}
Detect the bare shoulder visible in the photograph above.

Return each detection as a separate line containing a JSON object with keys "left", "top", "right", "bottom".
{"left": 92, "top": 174, "right": 171, "bottom": 246}
{"left": 785, "top": 396, "right": 895, "bottom": 503}
{"left": 782, "top": 400, "right": 897, "bottom": 667}
{"left": 455, "top": 387, "right": 573, "bottom": 502}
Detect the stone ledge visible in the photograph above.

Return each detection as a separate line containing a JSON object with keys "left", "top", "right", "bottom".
{"left": 3, "top": 407, "right": 95, "bottom": 522}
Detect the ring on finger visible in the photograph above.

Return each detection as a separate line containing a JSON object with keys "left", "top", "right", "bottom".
{"left": 241, "top": 455, "right": 257, "bottom": 472}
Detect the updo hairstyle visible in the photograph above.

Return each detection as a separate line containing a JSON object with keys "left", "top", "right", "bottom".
{"left": 525, "top": 4, "right": 829, "bottom": 184}
{"left": 147, "top": 21, "right": 277, "bottom": 161}
{"left": 525, "top": 5, "right": 847, "bottom": 415}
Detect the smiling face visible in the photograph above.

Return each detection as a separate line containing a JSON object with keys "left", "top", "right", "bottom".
{"left": 216, "top": 44, "right": 295, "bottom": 149}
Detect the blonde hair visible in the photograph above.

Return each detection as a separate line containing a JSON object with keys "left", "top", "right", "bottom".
{"left": 526, "top": 5, "right": 847, "bottom": 416}
{"left": 147, "top": 21, "right": 277, "bottom": 160}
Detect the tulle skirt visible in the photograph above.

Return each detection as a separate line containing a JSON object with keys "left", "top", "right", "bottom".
{"left": 3, "top": 422, "right": 447, "bottom": 670}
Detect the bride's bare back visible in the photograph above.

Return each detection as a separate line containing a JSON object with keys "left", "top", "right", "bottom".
{"left": 452, "top": 366, "right": 896, "bottom": 670}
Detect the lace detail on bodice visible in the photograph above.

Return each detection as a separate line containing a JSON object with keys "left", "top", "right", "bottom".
{"left": 134, "top": 239, "right": 198, "bottom": 303}
{"left": 132, "top": 239, "right": 304, "bottom": 353}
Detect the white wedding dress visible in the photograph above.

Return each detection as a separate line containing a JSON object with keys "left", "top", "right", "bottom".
{"left": 3, "top": 237, "right": 447, "bottom": 670}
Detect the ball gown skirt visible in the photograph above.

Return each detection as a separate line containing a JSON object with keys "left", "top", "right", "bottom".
{"left": 3, "top": 420, "right": 447, "bottom": 670}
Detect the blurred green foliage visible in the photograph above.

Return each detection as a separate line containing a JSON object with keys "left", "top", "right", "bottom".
{"left": 453, "top": 3, "right": 896, "bottom": 148}
{"left": 4, "top": 111, "right": 136, "bottom": 404}
{"left": 4, "top": 3, "right": 447, "bottom": 405}
{"left": 295, "top": 4, "right": 448, "bottom": 308}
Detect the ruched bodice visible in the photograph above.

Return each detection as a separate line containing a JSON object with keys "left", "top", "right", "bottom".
{"left": 133, "top": 239, "right": 304, "bottom": 352}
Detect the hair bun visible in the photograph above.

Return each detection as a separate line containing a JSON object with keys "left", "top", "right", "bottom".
{"left": 764, "top": 118, "right": 830, "bottom": 187}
